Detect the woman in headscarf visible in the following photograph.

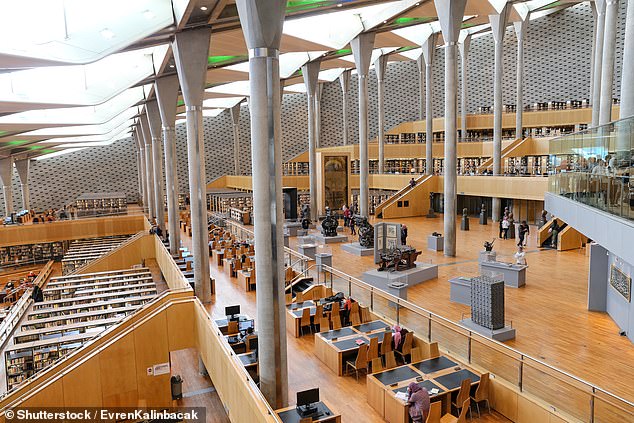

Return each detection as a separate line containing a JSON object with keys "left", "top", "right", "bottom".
{"left": 407, "top": 382, "right": 430, "bottom": 422}
{"left": 392, "top": 325, "right": 402, "bottom": 350}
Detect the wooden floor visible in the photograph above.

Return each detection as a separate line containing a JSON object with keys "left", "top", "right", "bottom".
{"left": 176, "top": 222, "right": 512, "bottom": 422}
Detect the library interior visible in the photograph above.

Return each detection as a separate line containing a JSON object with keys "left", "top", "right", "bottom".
{"left": 2, "top": 0, "right": 634, "bottom": 422}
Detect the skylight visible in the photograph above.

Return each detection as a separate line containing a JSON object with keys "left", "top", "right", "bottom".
{"left": 226, "top": 52, "right": 326, "bottom": 79}
{"left": 318, "top": 68, "right": 348, "bottom": 82}
{"left": 35, "top": 148, "right": 86, "bottom": 161}
{"left": 22, "top": 108, "right": 138, "bottom": 138}
{"left": 392, "top": 22, "right": 438, "bottom": 46}
{"left": 39, "top": 119, "right": 135, "bottom": 144}
{"left": 202, "top": 97, "right": 246, "bottom": 109}
{"left": 206, "top": 81, "right": 252, "bottom": 97}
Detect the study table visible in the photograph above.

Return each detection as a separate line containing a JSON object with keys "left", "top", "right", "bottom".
{"left": 285, "top": 299, "right": 349, "bottom": 338}
{"left": 237, "top": 351, "right": 258, "bottom": 380}
{"left": 275, "top": 402, "right": 341, "bottom": 423}
{"left": 314, "top": 320, "right": 391, "bottom": 375}
{"left": 367, "top": 356, "right": 480, "bottom": 423}
{"left": 215, "top": 314, "right": 250, "bottom": 335}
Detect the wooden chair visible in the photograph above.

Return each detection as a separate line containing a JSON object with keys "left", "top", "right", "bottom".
{"left": 227, "top": 321, "right": 239, "bottom": 335}
{"left": 370, "top": 358, "right": 383, "bottom": 373}
{"left": 350, "top": 309, "right": 361, "bottom": 326}
{"left": 441, "top": 398, "right": 470, "bottom": 423}
{"left": 451, "top": 378, "right": 472, "bottom": 420}
{"left": 331, "top": 301, "right": 340, "bottom": 318}
{"left": 285, "top": 292, "right": 292, "bottom": 305}
{"left": 300, "top": 308, "right": 312, "bottom": 336}
{"left": 295, "top": 291, "right": 304, "bottom": 303}
{"left": 299, "top": 418, "right": 311, "bottom": 423}
{"left": 426, "top": 401, "right": 442, "bottom": 423}
{"left": 380, "top": 331, "right": 393, "bottom": 359}
{"left": 313, "top": 304, "right": 324, "bottom": 332}
{"left": 331, "top": 314, "right": 342, "bottom": 330}
{"left": 360, "top": 307, "right": 372, "bottom": 323}
{"left": 319, "top": 316, "right": 331, "bottom": 332}
{"left": 395, "top": 332, "right": 414, "bottom": 364}
{"left": 367, "top": 336, "right": 379, "bottom": 363}
{"left": 186, "top": 260, "right": 192, "bottom": 271}
{"left": 470, "top": 373, "right": 491, "bottom": 417}
{"left": 350, "top": 301, "right": 359, "bottom": 318}
{"left": 384, "top": 351, "right": 397, "bottom": 369}
{"left": 410, "top": 347, "right": 424, "bottom": 363}
{"left": 345, "top": 344, "right": 368, "bottom": 382}
{"left": 429, "top": 342, "right": 439, "bottom": 359}
{"left": 324, "top": 287, "right": 333, "bottom": 297}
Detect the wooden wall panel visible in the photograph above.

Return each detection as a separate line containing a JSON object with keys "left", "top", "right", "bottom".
{"left": 490, "top": 378, "right": 518, "bottom": 422}
{"left": 21, "top": 379, "right": 65, "bottom": 409}
{"left": 79, "top": 234, "right": 155, "bottom": 274}
{"left": 517, "top": 396, "right": 550, "bottom": 423}
{"left": 153, "top": 236, "right": 191, "bottom": 291}
{"left": 166, "top": 301, "right": 195, "bottom": 351}
{"left": 99, "top": 333, "right": 139, "bottom": 407}
{"left": 62, "top": 356, "right": 103, "bottom": 407}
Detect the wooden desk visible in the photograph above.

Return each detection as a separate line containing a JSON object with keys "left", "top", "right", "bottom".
{"left": 366, "top": 356, "right": 481, "bottom": 423}
{"left": 286, "top": 303, "right": 318, "bottom": 338}
{"left": 223, "top": 258, "right": 235, "bottom": 277}
{"left": 275, "top": 402, "right": 341, "bottom": 423}
{"left": 214, "top": 249, "right": 225, "bottom": 266}
{"left": 215, "top": 315, "right": 251, "bottom": 335}
{"left": 238, "top": 269, "right": 255, "bottom": 291}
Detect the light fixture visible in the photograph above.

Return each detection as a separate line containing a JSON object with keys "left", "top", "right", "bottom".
{"left": 383, "top": 20, "right": 387, "bottom": 24}
{"left": 337, "top": 3, "right": 342, "bottom": 6}
{"left": 169, "top": 64, "right": 175, "bottom": 68}
{"left": 416, "top": 2, "right": 420, "bottom": 5}
{"left": 200, "top": 6, "right": 208, "bottom": 11}
{"left": 100, "top": 28, "right": 115, "bottom": 40}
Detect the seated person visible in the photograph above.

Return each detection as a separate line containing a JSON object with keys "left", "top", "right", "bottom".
{"left": 392, "top": 325, "right": 402, "bottom": 350}
{"left": 343, "top": 296, "right": 355, "bottom": 325}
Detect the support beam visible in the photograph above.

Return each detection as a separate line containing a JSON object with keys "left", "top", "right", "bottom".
{"left": 416, "top": 55, "right": 425, "bottom": 122}
{"left": 590, "top": 2, "right": 598, "bottom": 106}
{"left": 592, "top": 0, "right": 606, "bottom": 127}
{"left": 140, "top": 114, "right": 156, "bottom": 221}
{"left": 14, "top": 158, "right": 30, "bottom": 210}
{"left": 156, "top": 75, "right": 182, "bottom": 255}
{"left": 514, "top": 18, "right": 528, "bottom": 140}
{"left": 489, "top": 5, "right": 510, "bottom": 223}
{"left": 621, "top": 0, "right": 634, "bottom": 119}
{"left": 339, "top": 70, "right": 351, "bottom": 146}
{"left": 230, "top": 102, "right": 243, "bottom": 175}
{"left": 235, "top": 0, "right": 288, "bottom": 408}
{"left": 599, "top": 0, "right": 619, "bottom": 125}
{"left": 459, "top": 34, "right": 471, "bottom": 139}
{"left": 134, "top": 126, "right": 148, "bottom": 211}
{"left": 172, "top": 27, "right": 213, "bottom": 304}
{"left": 351, "top": 33, "right": 375, "bottom": 217}
{"left": 302, "top": 60, "right": 321, "bottom": 220}
{"left": 0, "top": 157, "right": 14, "bottom": 217}
{"left": 315, "top": 82, "right": 323, "bottom": 149}
{"left": 422, "top": 34, "right": 437, "bottom": 175}
{"left": 146, "top": 100, "right": 167, "bottom": 234}
{"left": 375, "top": 54, "right": 389, "bottom": 174}
{"left": 435, "top": 0, "right": 467, "bottom": 257}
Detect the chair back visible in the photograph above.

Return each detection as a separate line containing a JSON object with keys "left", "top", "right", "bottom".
{"left": 350, "top": 310, "right": 361, "bottom": 326}
{"left": 300, "top": 307, "right": 311, "bottom": 326}
{"left": 331, "top": 301, "right": 340, "bottom": 316}
{"left": 456, "top": 378, "right": 471, "bottom": 406}
{"left": 315, "top": 304, "right": 323, "bottom": 318}
{"left": 319, "top": 317, "right": 330, "bottom": 332}
{"left": 474, "top": 372, "right": 490, "bottom": 402}
{"left": 410, "top": 347, "right": 423, "bottom": 363}
{"left": 360, "top": 307, "right": 372, "bottom": 323}
{"left": 324, "top": 287, "right": 333, "bottom": 297}
{"left": 295, "top": 291, "right": 304, "bottom": 303}
{"left": 384, "top": 351, "right": 397, "bottom": 369}
{"left": 285, "top": 293, "right": 292, "bottom": 305}
{"left": 331, "top": 314, "right": 342, "bottom": 330}
{"left": 355, "top": 344, "right": 368, "bottom": 368}
{"left": 425, "top": 401, "right": 441, "bottom": 423}
{"left": 186, "top": 261, "right": 192, "bottom": 271}
{"left": 367, "top": 337, "right": 379, "bottom": 361}
{"left": 299, "top": 418, "right": 311, "bottom": 423}
{"left": 350, "top": 301, "right": 359, "bottom": 315}
{"left": 371, "top": 358, "right": 383, "bottom": 373}
{"left": 402, "top": 332, "right": 413, "bottom": 354}
{"left": 429, "top": 342, "right": 439, "bottom": 358}
{"left": 381, "top": 331, "right": 393, "bottom": 355}
{"left": 227, "top": 321, "right": 239, "bottom": 335}
{"left": 457, "top": 398, "right": 471, "bottom": 423}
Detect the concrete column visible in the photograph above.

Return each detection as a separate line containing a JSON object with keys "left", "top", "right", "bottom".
{"left": 230, "top": 102, "right": 243, "bottom": 175}
{"left": 146, "top": 100, "right": 167, "bottom": 234}
{"left": 489, "top": 6, "right": 509, "bottom": 223}
{"left": 416, "top": 55, "right": 425, "bottom": 122}
{"left": 140, "top": 113, "right": 156, "bottom": 221}
{"left": 590, "top": 2, "right": 598, "bottom": 106}
{"left": 514, "top": 18, "right": 528, "bottom": 140}
{"left": 155, "top": 75, "right": 182, "bottom": 255}
{"left": 592, "top": 0, "right": 606, "bottom": 127}
{"left": 136, "top": 148, "right": 143, "bottom": 203}
{"left": 339, "top": 70, "right": 351, "bottom": 146}
{"left": 422, "top": 34, "right": 437, "bottom": 174}
{"left": 0, "top": 158, "right": 14, "bottom": 217}
{"left": 435, "top": 0, "right": 467, "bottom": 257}
{"left": 172, "top": 27, "right": 213, "bottom": 304}
{"left": 621, "top": 0, "right": 634, "bottom": 119}
{"left": 135, "top": 127, "right": 149, "bottom": 210}
{"left": 14, "top": 158, "right": 30, "bottom": 210}
{"left": 315, "top": 82, "right": 323, "bottom": 149}
{"left": 351, "top": 33, "right": 375, "bottom": 217}
{"left": 459, "top": 34, "right": 471, "bottom": 139}
{"left": 599, "top": 0, "right": 620, "bottom": 125}
{"left": 236, "top": 0, "right": 288, "bottom": 408}
{"left": 375, "top": 55, "right": 389, "bottom": 174}
{"left": 302, "top": 60, "right": 321, "bottom": 220}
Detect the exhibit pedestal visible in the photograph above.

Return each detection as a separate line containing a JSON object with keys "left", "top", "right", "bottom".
{"left": 461, "top": 217, "right": 470, "bottom": 231}
{"left": 314, "top": 234, "right": 349, "bottom": 244}
{"left": 427, "top": 235, "right": 444, "bottom": 251}
{"left": 459, "top": 318, "right": 516, "bottom": 341}
{"left": 341, "top": 242, "right": 374, "bottom": 256}
{"left": 479, "top": 251, "right": 497, "bottom": 263}
{"left": 298, "top": 244, "right": 316, "bottom": 259}
{"left": 448, "top": 277, "right": 472, "bottom": 305}
{"left": 315, "top": 253, "right": 332, "bottom": 272}
{"left": 362, "top": 263, "right": 438, "bottom": 301}
{"left": 479, "top": 261, "right": 527, "bottom": 288}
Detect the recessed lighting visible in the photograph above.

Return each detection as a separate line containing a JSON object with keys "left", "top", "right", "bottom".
{"left": 100, "top": 28, "right": 115, "bottom": 39}
{"left": 416, "top": 2, "right": 420, "bottom": 5}
{"left": 169, "top": 64, "right": 175, "bottom": 68}
{"left": 200, "top": 6, "right": 208, "bottom": 11}
{"left": 383, "top": 20, "right": 387, "bottom": 24}
{"left": 337, "top": 3, "right": 343, "bottom": 7}
{"left": 143, "top": 9, "right": 155, "bottom": 19}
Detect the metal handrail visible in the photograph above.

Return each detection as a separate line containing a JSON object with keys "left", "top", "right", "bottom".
{"left": 317, "top": 263, "right": 634, "bottom": 414}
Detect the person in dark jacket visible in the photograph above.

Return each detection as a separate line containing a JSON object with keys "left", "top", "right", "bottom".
{"left": 407, "top": 382, "right": 430, "bottom": 422}
{"left": 517, "top": 221, "right": 529, "bottom": 247}
{"left": 401, "top": 225, "right": 408, "bottom": 245}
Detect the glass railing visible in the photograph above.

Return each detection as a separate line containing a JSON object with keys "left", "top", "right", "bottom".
{"left": 548, "top": 116, "right": 634, "bottom": 221}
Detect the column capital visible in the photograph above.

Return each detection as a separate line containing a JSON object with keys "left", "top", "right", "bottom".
{"left": 421, "top": 32, "right": 438, "bottom": 66}
{"left": 155, "top": 74, "right": 180, "bottom": 127}
{"left": 172, "top": 28, "right": 212, "bottom": 107}
{"left": 302, "top": 60, "right": 321, "bottom": 97}
{"left": 489, "top": 4, "right": 511, "bottom": 44}
{"left": 236, "top": 0, "right": 286, "bottom": 50}
{"left": 351, "top": 32, "right": 375, "bottom": 77}
{"left": 434, "top": 0, "right": 468, "bottom": 44}
{"left": 145, "top": 100, "right": 163, "bottom": 141}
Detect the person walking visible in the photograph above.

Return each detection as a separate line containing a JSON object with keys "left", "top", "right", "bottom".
{"left": 517, "top": 220, "right": 529, "bottom": 247}
{"left": 502, "top": 217, "right": 510, "bottom": 240}
{"left": 349, "top": 215, "right": 356, "bottom": 235}
{"left": 401, "top": 225, "right": 408, "bottom": 245}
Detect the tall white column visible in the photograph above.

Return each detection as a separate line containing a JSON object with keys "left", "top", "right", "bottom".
{"left": 599, "top": 0, "right": 620, "bottom": 125}
{"left": 14, "top": 158, "right": 30, "bottom": 210}
{"left": 490, "top": 6, "right": 509, "bottom": 222}
{"left": 514, "top": 18, "right": 528, "bottom": 140}
{"left": 172, "top": 27, "right": 213, "bottom": 304}
{"left": 592, "top": 0, "right": 606, "bottom": 127}
{"left": 0, "top": 157, "right": 14, "bottom": 217}
{"left": 422, "top": 34, "right": 437, "bottom": 174}
{"left": 140, "top": 114, "right": 156, "bottom": 221}
{"left": 417, "top": 55, "right": 425, "bottom": 122}
{"left": 315, "top": 82, "right": 323, "bottom": 149}
{"left": 302, "top": 60, "right": 320, "bottom": 220}
{"left": 435, "top": 0, "right": 467, "bottom": 257}
{"left": 155, "top": 74, "right": 182, "bottom": 255}
{"left": 236, "top": 0, "right": 289, "bottom": 408}
{"left": 339, "top": 70, "right": 351, "bottom": 146}
{"left": 351, "top": 33, "right": 375, "bottom": 217}
{"left": 375, "top": 55, "right": 389, "bottom": 174}
{"left": 590, "top": 2, "right": 598, "bottom": 106}
{"left": 621, "top": 0, "right": 634, "bottom": 119}
{"left": 134, "top": 127, "right": 148, "bottom": 210}
{"left": 146, "top": 100, "right": 167, "bottom": 234}
{"left": 230, "top": 102, "right": 242, "bottom": 175}
{"left": 459, "top": 34, "right": 471, "bottom": 139}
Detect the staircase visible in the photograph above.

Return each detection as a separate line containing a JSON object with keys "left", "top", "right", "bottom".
{"left": 285, "top": 276, "right": 314, "bottom": 299}
{"left": 375, "top": 175, "right": 437, "bottom": 219}
{"left": 477, "top": 137, "right": 526, "bottom": 173}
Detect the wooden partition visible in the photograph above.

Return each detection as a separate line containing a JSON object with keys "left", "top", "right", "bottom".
{"left": 0, "top": 215, "right": 148, "bottom": 248}
{"left": 77, "top": 234, "right": 155, "bottom": 274}
{"left": 152, "top": 236, "right": 190, "bottom": 291}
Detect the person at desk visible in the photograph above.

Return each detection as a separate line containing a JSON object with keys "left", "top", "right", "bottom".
{"left": 407, "top": 382, "right": 430, "bottom": 422}
{"left": 343, "top": 296, "right": 355, "bottom": 325}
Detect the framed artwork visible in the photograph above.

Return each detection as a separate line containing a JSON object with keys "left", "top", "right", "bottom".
{"left": 610, "top": 265, "right": 631, "bottom": 302}
{"left": 386, "top": 225, "right": 397, "bottom": 238}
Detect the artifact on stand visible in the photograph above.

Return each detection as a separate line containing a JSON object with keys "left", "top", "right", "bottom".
{"left": 540, "top": 210, "right": 548, "bottom": 228}
{"left": 426, "top": 192, "right": 436, "bottom": 218}
{"left": 460, "top": 208, "right": 470, "bottom": 231}
{"left": 301, "top": 204, "right": 311, "bottom": 230}
{"left": 356, "top": 216, "right": 374, "bottom": 248}
{"left": 483, "top": 239, "right": 495, "bottom": 252}
{"left": 479, "top": 203, "right": 487, "bottom": 225}
{"left": 470, "top": 275, "right": 505, "bottom": 330}
{"left": 377, "top": 246, "right": 421, "bottom": 272}
{"left": 507, "top": 212, "right": 516, "bottom": 239}
{"left": 320, "top": 207, "right": 339, "bottom": 237}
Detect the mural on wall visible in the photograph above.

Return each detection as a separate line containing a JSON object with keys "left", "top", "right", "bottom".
{"left": 610, "top": 265, "right": 631, "bottom": 302}
{"left": 323, "top": 156, "right": 348, "bottom": 211}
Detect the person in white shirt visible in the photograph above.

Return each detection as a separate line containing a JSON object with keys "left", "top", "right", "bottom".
{"left": 514, "top": 245, "right": 527, "bottom": 266}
